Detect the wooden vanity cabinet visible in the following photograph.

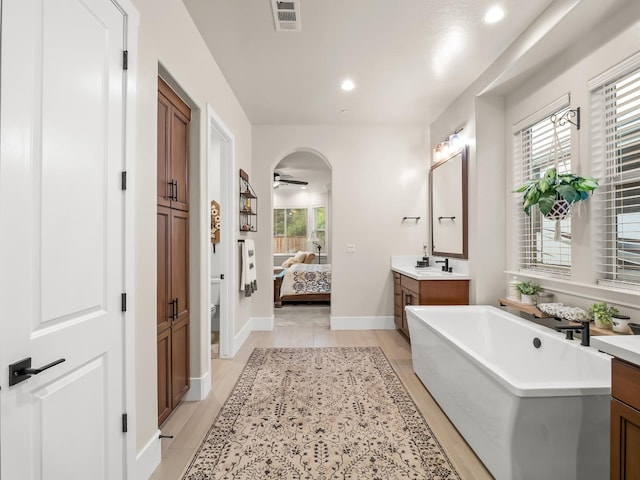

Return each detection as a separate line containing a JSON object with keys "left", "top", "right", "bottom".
{"left": 611, "top": 358, "right": 640, "bottom": 479}
{"left": 393, "top": 272, "right": 469, "bottom": 339}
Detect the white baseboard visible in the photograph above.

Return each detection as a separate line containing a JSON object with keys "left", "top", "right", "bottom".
{"left": 232, "top": 318, "right": 253, "bottom": 356}
{"left": 135, "top": 429, "right": 161, "bottom": 480}
{"left": 183, "top": 369, "right": 211, "bottom": 401}
{"left": 330, "top": 316, "right": 395, "bottom": 330}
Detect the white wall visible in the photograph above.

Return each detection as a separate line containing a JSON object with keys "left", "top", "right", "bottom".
{"left": 252, "top": 125, "right": 429, "bottom": 320}
{"left": 429, "top": 0, "right": 640, "bottom": 306}
{"left": 130, "top": 0, "right": 252, "bottom": 457}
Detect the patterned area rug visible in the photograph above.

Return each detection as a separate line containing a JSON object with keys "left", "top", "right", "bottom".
{"left": 182, "top": 347, "right": 460, "bottom": 480}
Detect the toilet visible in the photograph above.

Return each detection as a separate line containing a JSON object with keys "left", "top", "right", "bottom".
{"left": 210, "top": 277, "right": 221, "bottom": 330}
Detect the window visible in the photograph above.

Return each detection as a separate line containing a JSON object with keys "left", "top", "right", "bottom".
{"left": 273, "top": 208, "right": 307, "bottom": 253}
{"left": 514, "top": 104, "right": 572, "bottom": 276}
{"left": 313, "top": 206, "right": 326, "bottom": 251}
{"left": 591, "top": 64, "right": 640, "bottom": 287}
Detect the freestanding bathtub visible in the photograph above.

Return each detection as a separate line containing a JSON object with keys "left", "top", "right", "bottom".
{"left": 406, "top": 305, "right": 611, "bottom": 480}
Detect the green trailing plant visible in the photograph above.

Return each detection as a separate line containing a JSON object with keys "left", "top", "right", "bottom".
{"left": 516, "top": 281, "right": 541, "bottom": 296}
{"left": 588, "top": 302, "right": 619, "bottom": 326}
{"left": 513, "top": 167, "right": 599, "bottom": 216}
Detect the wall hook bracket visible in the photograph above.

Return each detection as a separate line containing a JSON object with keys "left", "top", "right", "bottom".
{"left": 550, "top": 107, "right": 580, "bottom": 130}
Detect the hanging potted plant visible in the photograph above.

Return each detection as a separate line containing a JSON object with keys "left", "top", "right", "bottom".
{"left": 514, "top": 167, "right": 598, "bottom": 218}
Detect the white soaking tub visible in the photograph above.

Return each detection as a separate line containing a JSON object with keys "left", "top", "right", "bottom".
{"left": 406, "top": 305, "right": 611, "bottom": 480}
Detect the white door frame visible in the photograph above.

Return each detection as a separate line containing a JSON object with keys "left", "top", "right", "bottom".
{"left": 206, "top": 104, "right": 236, "bottom": 359}
{"left": 114, "top": 0, "right": 140, "bottom": 477}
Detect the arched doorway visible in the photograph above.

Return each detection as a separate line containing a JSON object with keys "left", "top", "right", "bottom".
{"left": 272, "top": 150, "right": 332, "bottom": 325}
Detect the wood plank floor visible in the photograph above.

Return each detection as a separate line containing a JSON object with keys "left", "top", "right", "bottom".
{"left": 150, "top": 327, "right": 493, "bottom": 480}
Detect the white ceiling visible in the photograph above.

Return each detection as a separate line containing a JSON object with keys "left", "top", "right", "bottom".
{"left": 183, "top": 0, "right": 555, "bottom": 125}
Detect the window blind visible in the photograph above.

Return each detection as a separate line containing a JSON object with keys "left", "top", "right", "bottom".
{"left": 514, "top": 106, "right": 572, "bottom": 276}
{"left": 591, "top": 67, "right": 640, "bottom": 288}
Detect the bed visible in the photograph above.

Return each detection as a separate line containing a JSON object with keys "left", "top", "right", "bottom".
{"left": 274, "top": 263, "right": 331, "bottom": 307}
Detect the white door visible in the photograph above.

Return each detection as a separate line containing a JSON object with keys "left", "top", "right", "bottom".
{"left": 0, "top": 0, "right": 127, "bottom": 479}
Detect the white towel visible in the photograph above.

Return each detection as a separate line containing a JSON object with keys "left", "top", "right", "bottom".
{"left": 240, "top": 239, "right": 257, "bottom": 297}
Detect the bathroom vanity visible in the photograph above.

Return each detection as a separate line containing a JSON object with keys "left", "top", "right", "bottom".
{"left": 591, "top": 336, "right": 640, "bottom": 479}
{"left": 392, "top": 265, "right": 469, "bottom": 338}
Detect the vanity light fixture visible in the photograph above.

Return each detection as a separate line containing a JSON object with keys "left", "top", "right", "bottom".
{"left": 434, "top": 128, "right": 464, "bottom": 162}
{"left": 341, "top": 79, "right": 356, "bottom": 91}
{"left": 483, "top": 5, "right": 505, "bottom": 24}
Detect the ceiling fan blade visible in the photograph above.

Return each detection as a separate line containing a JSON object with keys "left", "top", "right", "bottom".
{"left": 280, "top": 178, "right": 308, "bottom": 185}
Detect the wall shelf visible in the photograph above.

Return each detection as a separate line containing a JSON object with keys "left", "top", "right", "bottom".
{"left": 498, "top": 297, "right": 623, "bottom": 337}
{"left": 239, "top": 169, "right": 257, "bottom": 232}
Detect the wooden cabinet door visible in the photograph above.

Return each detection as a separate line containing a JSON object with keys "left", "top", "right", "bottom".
{"left": 171, "top": 316, "right": 190, "bottom": 407}
{"left": 611, "top": 398, "right": 640, "bottom": 479}
{"left": 157, "top": 206, "right": 172, "bottom": 334}
{"left": 169, "top": 107, "right": 190, "bottom": 211}
{"left": 393, "top": 283, "right": 402, "bottom": 330}
{"left": 171, "top": 209, "right": 190, "bottom": 325}
{"left": 157, "top": 92, "right": 171, "bottom": 208}
{"left": 157, "top": 328, "right": 172, "bottom": 425}
{"left": 158, "top": 77, "right": 191, "bottom": 211}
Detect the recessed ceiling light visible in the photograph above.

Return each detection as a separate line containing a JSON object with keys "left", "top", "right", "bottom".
{"left": 341, "top": 79, "right": 355, "bottom": 91}
{"left": 483, "top": 6, "right": 505, "bottom": 24}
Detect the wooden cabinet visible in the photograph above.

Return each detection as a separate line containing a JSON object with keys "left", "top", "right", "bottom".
{"left": 158, "top": 77, "right": 190, "bottom": 212}
{"left": 157, "top": 206, "right": 190, "bottom": 425}
{"left": 393, "top": 271, "right": 469, "bottom": 339}
{"left": 157, "top": 76, "right": 191, "bottom": 426}
{"left": 611, "top": 358, "right": 640, "bottom": 479}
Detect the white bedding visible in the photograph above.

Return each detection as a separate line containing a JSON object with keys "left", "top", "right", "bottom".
{"left": 280, "top": 263, "right": 331, "bottom": 297}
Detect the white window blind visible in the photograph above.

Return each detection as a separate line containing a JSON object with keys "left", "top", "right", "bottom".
{"left": 514, "top": 106, "right": 572, "bottom": 276}
{"left": 591, "top": 67, "right": 640, "bottom": 288}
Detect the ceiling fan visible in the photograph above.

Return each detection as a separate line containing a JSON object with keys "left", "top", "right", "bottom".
{"left": 273, "top": 172, "right": 308, "bottom": 187}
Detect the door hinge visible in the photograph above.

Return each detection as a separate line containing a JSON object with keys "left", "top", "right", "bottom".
{"left": 121, "top": 293, "right": 127, "bottom": 312}
{"left": 122, "top": 413, "right": 128, "bottom": 433}
{"left": 121, "top": 171, "right": 127, "bottom": 190}
{"left": 123, "top": 50, "right": 128, "bottom": 70}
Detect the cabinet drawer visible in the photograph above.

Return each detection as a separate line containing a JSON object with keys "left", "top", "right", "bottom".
{"left": 612, "top": 358, "right": 640, "bottom": 412}
{"left": 400, "top": 275, "right": 419, "bottom": 294}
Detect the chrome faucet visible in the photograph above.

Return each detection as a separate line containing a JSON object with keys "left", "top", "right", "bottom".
{"left": 435, "top": 258, "right": 449, "bottom": 272}
{"left": 554, "top": 320, "right": 590, "bottom": 346}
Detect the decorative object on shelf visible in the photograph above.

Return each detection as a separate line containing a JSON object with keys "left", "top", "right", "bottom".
{"left": 587, "top": 302, "right": 619, "bottom": 329}
{"left": 239, "top": 169, "right": 257, "bottom": 232}
{"left": 629, "top": 323, "right": 640, "bottom": 335}
{"left": 307, "top": 230, "right": 322, "bottom": 264}
{"left": 536, "top": 291, "right": 554, "bottom": 303}
{"left": 538, "top": 303, "right": 566, "bottom": 317}
{"left": 611, "top": 314, "right": 632, "bottom": 334}
{"left": 507, "top": 277, "right": 521, "bottom": 301}
{"left": 516, "top": 281, "right": 541, "bottom": 305}
{"left": 211, "top": 200, "right": 220, "bottom": 252}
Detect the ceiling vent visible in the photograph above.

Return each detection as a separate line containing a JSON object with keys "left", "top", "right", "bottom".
{"left": 271, "top": 0, "right": 301, "bottom": 32}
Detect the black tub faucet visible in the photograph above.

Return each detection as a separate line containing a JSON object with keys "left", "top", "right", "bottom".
{"left": 554, "top": 320, "right": 590, "bottom": 346}
{"left": 435, "top": 258, "right": 449, "bottom": 272}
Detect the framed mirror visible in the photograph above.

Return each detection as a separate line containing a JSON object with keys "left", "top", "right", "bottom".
{"left": 430, "top": 146, "right": 468, "bottom": 258}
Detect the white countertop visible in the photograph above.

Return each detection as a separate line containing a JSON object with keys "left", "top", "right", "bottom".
{"left": 591, "top": 336, "right": 640, "bottom": 366}
{"left": 391, "top": 256, "right": 470, "bottom": 281}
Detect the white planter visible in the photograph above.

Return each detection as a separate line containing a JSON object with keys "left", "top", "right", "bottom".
{"left": 612, "top": 315, "right": 632, "bottom": 334}
{"left": 521, "top": 294, "right": 536, "bottom": 305}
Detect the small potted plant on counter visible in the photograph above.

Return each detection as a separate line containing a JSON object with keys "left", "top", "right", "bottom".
{"left": 588, "top": 302, "right": 619, "bottom": 329}
{"left": 516, "top": 281, "right": 541, "bottom": 305}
